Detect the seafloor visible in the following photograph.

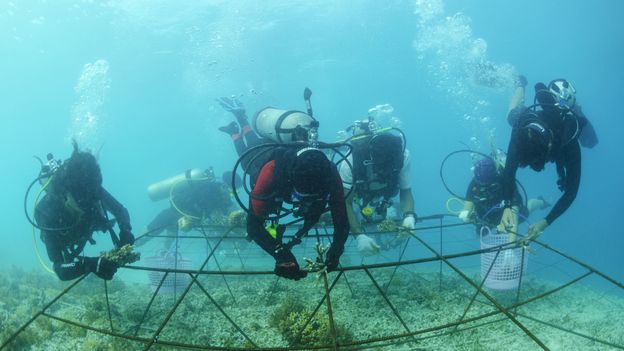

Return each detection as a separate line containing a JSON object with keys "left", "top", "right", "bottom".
{"left": 1, "top": 254, "right": 623, "bottom": 351}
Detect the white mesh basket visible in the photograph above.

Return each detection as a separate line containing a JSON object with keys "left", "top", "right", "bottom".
{"left": 480, "top": 227, "right": 528, "bottom": 290}
{"left": 145, "top": 252, "right": 193, "bottom": 294}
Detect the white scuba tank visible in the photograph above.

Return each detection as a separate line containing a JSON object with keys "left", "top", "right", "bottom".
{"left": 147, "top": 168, "right": 206, "bottom": 202}
{"left": 253, "top": 107, "right": 315, "bottom": 143}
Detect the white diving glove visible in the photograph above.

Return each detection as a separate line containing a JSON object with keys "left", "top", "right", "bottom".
{"left": 458, "top": 210, "right": 471, "bottom": 223}
{"left": 401, "top": 213, "right": 416, "bottom": 230}
{"left": 356, "top": 234, "right": 381, "bottom": 256}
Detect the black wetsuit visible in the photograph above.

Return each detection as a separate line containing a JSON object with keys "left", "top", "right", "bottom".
{"left": 35, "top": 187, "right": 131, "bottom": 280}
{"left": 503, "top": 107, "right": 582, "bottom": 225}
{"left": 466, "top": 176, "right": 526, "bottom": 231}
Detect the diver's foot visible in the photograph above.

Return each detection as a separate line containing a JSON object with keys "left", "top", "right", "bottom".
{"left": 538, "top": 196, "right": 551, "bottom": 210}
{"left": 218, "top": 121, "right": 239, "bottom": 135}
{"left": 234, "top": 112, "right": 249, "bottom": 127}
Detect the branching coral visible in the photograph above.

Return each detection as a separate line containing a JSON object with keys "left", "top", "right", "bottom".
{"left": 100, "top": 244, "right": 140, "bottom": 266}
{"left": 228, "top": 210, "right": 247, "bottom": 227}
{"left": 269, "top": 296, "right": 353, "bottom": 346}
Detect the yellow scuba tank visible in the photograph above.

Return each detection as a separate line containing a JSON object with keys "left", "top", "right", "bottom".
{"left": 253, "top": 107, "right": 316, "bottom": 143}
{"left": 147, "top": 169, "right": 206, "bottom": 202}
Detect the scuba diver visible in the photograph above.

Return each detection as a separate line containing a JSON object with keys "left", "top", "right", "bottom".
{"left": 459, "top": 157, "right": 550, "bottom": 235}
{"left": 220, "top": 94, "right": 349, "bottom": 281}
{"left": 508, "top": 76, "right": 598, "bottom": 148}
{"left": 247, "top": 147, "right": 349, "bottom": 280}
{"left": 498, "top": 78, "right": 594, "bottom": 242}
{"left": 141, "top": 168, "right": 234, "bottom": 249}
{"left": 32, "top": 142, "right": 135, "bottom": 281}
{"left": 338, "top": 116, "right": 416, "bottom": 256}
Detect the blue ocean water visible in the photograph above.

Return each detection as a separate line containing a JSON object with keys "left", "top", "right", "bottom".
{"left": 0, "top": 0, "right": 622, "bottom": 286}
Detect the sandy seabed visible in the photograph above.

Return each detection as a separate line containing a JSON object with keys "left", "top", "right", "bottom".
{"left": 1, "top": 260, "right": 622, "bottom": 351}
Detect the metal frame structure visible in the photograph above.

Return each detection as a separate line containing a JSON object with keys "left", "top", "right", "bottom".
{"left": 2, "top": 217, "right": 623, "bottom": 351}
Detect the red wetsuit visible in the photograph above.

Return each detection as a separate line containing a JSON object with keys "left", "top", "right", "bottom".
{"left": 247, "top": 158, "right": 349, "bottom": 267}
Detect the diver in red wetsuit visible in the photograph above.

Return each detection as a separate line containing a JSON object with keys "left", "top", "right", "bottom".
{"left": 247, "top": 147, "right": 349, "bottom": 280}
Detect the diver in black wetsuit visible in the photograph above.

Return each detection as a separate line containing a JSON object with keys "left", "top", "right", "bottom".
{"left": 34, "top": 142, "right": 135, "bottom": 281}
{"left": 498, "top": 78, "right": 595, "bottom": 242}
{"left": 143, "top": 170, "right": 233, "bottom": 248}
{"left": 461, "top": 157, "right": 549, "bottom": 236}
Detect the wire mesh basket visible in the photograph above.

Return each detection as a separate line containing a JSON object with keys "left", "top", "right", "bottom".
{"left": 145, "top": 250, "right": 193, "bottom": 294}
{"left": 480, "top": 227, "right": 528, "bottom": 290}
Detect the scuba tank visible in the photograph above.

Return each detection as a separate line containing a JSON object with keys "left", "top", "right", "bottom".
{"left": 252, "top": 107, "right": 316, "bottom": 143}
{"left": 147, "top": 168, "right": 211, "bottom": 202}
{"left": 231, "top": 87, "right": 353, "bottom": 222}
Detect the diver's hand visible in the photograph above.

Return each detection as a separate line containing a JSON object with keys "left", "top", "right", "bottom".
{"left": 216, "top": 96, "right": 245, "bottom": 115}
{"left": 274, "top": 248, "right": 307, "bottom": 281}
{"left": 177, "top": 216, "right": 194, "bottom": 232}
{"left": 325, "top": 243, "right": 344, "bottom": 272}
{"left": 401, "top": 212, "right": 417, "bottom": 230}
{"left": 85, "top": 257, "right": 118, "bottom": 280}
{"left": 497, "top": 207, "right": 518, "bottom": 234}
{"left": 356, "top": 234, "right": 381, "bottom": 256}
{"left": 458, "top": 210, "right": 473, "bottom": 223}
{"left": 274, "top": 261, "right": 307, "bottom": 280}
{"left": 524, "top": 219, "right": 548, "bottom": 244}
{"left": 515, "top": 74, "right": 527, "bottom": 88}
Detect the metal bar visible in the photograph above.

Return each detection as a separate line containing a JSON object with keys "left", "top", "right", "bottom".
{"left": 534, "top": 240, "right": 624, "bottom": 289}
{"left": 294, "top": 272, "right": 344, "bottom": 343}
{"left": 142, "top": 227, "right": 232, "bottom": 350}
{"left": 516, "top": 313, "right": 624, "bottom": 350}
{"left": 200, "top": 227, "right": 236, "bottom": 303}
{"left": 132, "top": 271, "right": 169, "bottom": 337}
{"left": 438, "top": 217, "right": 443, "bottom": 290}
{"left": 322, "top": 225, "right": 354, "bottom": 297}
{"left": 0, "top": 275, "right": 86, "bottom": 350}
{"left": 513, "top": 246, "right": 528, "bottom": 314}
{"left": 314, "top": 228, "right": 338, "bottom": 351}
{"left": 194, "top": 280, "right": 257, "bottom": 348}
{"left": 104, "top": 280, "right": 115, "bottom": 332}
{"left": 35, "top": 270, "right": 591, "bottom": 351}
{"left": 452, "top": 247, "right": 502, "bottom": 333}
{"left": 384, "top": 236, "right": 410, "bottom": 294}
{"left": 125, "top": 236, "right": 523, "bottom": 275}
{"left": 363, "top": 268, "right": 411, "bottom": 335}
{"left": 322, "top": 270, "right": 338, "bottom": 351}
{"left": 409, "top": 232, "right": 550, "bottom": 350}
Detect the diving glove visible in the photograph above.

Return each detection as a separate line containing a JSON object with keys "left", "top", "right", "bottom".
{"left": 401, "top": 212, "right": 417, "bottom": 230}
{"left": 524, "top": 219, "right": 548, "bottom": 244}
{"left": 458, "top": 210, "right": 472, "bottom": 223}
{"left": 325, "top": 244, "right": 344, "bottom": 272}
{"left": 217, "top": 96, "right": 245, "bottom": 114}
{"left": 356, "top": 234, "right": 381, "bottom": 256}
{"left": 274, "top": 248, "right": 307, "bottom": 281}
{"left": 515, "top": 74, "right": 528, "bottom": 88}
{"left": 274, "top": 261, "right": 307, "bottom": 281}
{"left": 178, "top": 216, "right": 194, "bottom": 232}
{"left": 85, "top": 257, "right": 118, "bottom": 280}
{"left": 497, "top": 207, "right": 518, "bottom": 234}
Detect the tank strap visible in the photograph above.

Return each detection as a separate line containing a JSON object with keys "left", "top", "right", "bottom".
{"left": 275, "top": 110, "right": 313, "bottom": 142}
